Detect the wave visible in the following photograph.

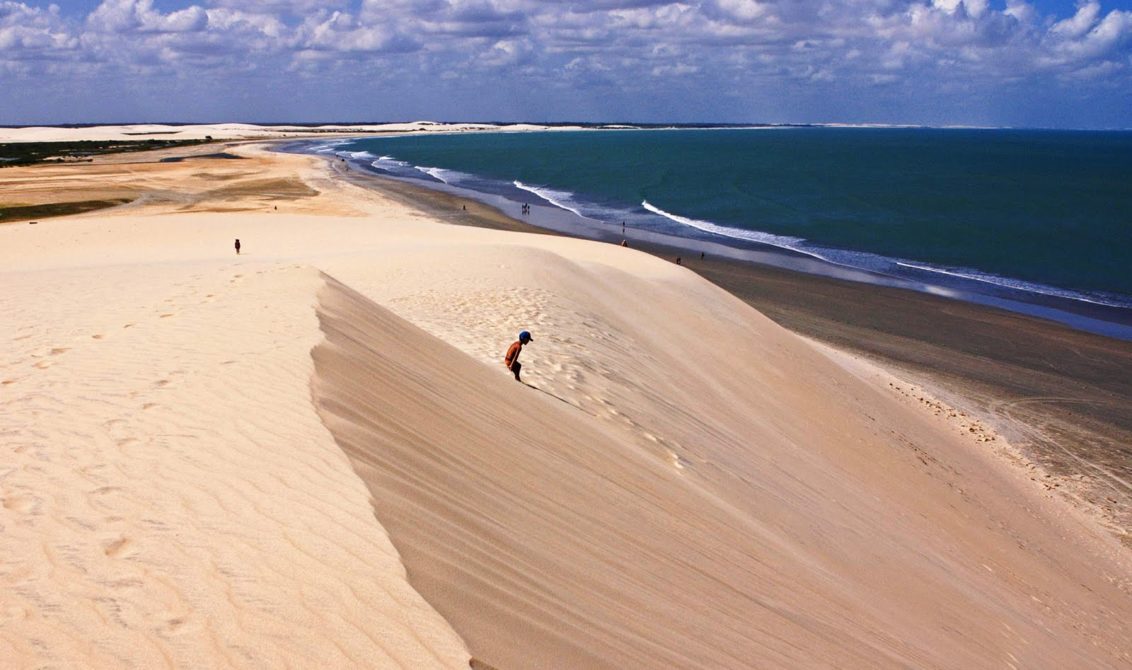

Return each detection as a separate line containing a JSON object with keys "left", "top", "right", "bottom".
{"left": 415, "top": 166, "right": 477, "bottom": 185}
{"left": 895, "top": 261, "right": 1129, "bottom": 308}
{"left": 644, "top": 199, "right": 1129, "bottom": 308}
{"left": 416, "top": 166, "right": 451, "bottom": 183}
{"left": 514, "top": 181, "right": 586, "bottom": 218}
{"left": 309, "top": 139, "right": 353, "bottom": 154}
{"left": 370, "top": 156, "right": 411, "bottom": 170}
{"left": 641, "top": 200, "right": 827, "bottom": 262}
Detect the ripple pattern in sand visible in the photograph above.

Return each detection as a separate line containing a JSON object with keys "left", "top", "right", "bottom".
{"left": 0, "top": 262, "right": 468, "bottom": 668}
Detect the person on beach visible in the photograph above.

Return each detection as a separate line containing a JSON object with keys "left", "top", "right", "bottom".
{"left": 234, "top": 238, "right": 241, "bottom": 255}
{"left": 504, "top": 330, "right": 533, "bottom": 381}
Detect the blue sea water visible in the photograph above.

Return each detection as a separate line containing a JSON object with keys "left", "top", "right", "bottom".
{"left": 303, "top": 128, "right": 1132, "bottom": 337}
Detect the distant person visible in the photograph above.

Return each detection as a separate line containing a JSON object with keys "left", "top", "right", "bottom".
{"left": 676, "top": 256, "right": 682, "bottom": 265}
{"left": 504, "top": 330, "right": 533, "bottom": 381}
{"left": 620, "top": 239, "right": 628, "bottom": 247}
{"left": 234, "top": 238, "right": 241, "bottom": 255}
{"left": 700, "top": 251, "right": 705, "bottom": 261}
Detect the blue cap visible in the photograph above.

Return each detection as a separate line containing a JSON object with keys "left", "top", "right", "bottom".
{"left": 519, "top": 330, "right": 532, "bottom": 342}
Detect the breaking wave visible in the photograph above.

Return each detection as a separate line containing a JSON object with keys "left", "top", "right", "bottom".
{"left": 514, "top": 181, "right": 586, "bottom": 218}
{"left": 641, "top": 200, "right": 826, "bottom": 262}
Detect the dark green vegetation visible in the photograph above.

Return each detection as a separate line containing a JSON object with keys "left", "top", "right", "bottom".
{"left": 0, "top": 200, "right": 132, "bottom": 223}
{"left": 0, "top": 139, "right": 210, "bottom": 167}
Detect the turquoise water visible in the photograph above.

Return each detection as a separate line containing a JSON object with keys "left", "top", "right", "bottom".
{"left": 316, "top": 128, "right": 1132, "bottom": 313}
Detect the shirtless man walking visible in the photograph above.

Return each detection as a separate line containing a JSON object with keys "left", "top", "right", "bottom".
{"left": 504, "top": 330, "right": 533, "bottom": 381}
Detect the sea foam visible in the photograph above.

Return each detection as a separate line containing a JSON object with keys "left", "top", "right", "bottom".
{"left": 514, "top": 181, "right": 586, "bottom": 217}
{"left": 641, "top": 200, "right": 825, "bottom": 262}
{"left": 895, "top": 262, "right": 1127, "bottom": 308}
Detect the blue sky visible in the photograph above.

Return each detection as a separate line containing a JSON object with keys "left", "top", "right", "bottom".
{"left": 2, "top": 1, "right": 1131, "bottom": 128}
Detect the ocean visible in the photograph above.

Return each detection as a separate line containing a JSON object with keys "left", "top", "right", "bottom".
{"left": 300, "top": 128, "right": 1132, "bottom": 338}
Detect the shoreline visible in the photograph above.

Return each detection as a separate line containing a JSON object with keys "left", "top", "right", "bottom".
{"left": 291, "top": 135, "right": 1132, "bottom": 342}
{"left": 323, "top": 153, "right": 1132, "bottom": 545}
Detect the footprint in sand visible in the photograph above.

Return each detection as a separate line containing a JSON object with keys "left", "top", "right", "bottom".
{"left": 2, "top": 379, "right": 15, "bottom": 385}
{"left": 92, "top": 334, "right": 105, "bottom": 340}
{"left": 666, "top": 449, "right": 691, "bottom": 471}
{"left": 159, "top": 313, "right": 175, "bottom": 319}
{"left": 103, "top": 537, "right": 135, "bottom": 558}
{"left": 154, "top": 379, "right": 170, "bottom": 388}
{"left": 142, "top": 403, "right": 158, "bottom": 410}
{"left": 32, "top": 361, "right": 52, "bottom": 370}
{"left": 123, "top": 323, "right": 135, "bottom": 329}
{"left": 161, "top": 617, "right": 189, "bottom": 635}
{"left": 79, "top": 463, "right": 108, "bottom": 480}
{"left": 2, "top": 494, "right": 42, "bottom": 515}
{"left": 49, "top": 347, "right": 69, "bottom": 356}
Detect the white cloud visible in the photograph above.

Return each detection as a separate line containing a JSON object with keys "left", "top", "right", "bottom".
{"left": 1050, "top": 2, "right": 1102, "bottom": 40}
{"left": 86, "top": 0, "right": 208, "bottom": 34}
{"left": 711, "top": 0, "right": 770, "bottom": 23}
{"left": 1, "top": 0, "right": 1131, "bottom": 126}
{"left": 0, "top": 1, "right": 75, "bottom": 56}
{"left": 205, "top": 0, "right": 349, "bottom": 14}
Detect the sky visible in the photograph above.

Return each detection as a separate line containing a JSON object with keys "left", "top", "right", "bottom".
{"left": 2, "top": 1, "right": 1131, "bottom": 128}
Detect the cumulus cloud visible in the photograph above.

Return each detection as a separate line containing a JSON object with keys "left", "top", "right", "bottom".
{"left": 1, "top": 0, "right": 1131, "bottom": 126}
{"left": 0, "top": 2, "right": 76, "bottom": 56}
{"left": 86, "top": 0, "right": 208, "bottom": 34}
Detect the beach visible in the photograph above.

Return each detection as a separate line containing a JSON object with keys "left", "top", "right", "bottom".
{"left": 2, "top": 133, "right": 1131, "bottom": 668}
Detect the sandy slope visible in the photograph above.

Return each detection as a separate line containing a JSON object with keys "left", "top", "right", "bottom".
{"left": 2, "top": 143, "right": 1130, "bottom": 668}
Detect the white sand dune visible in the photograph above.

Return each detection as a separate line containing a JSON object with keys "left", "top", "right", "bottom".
{"left": 1, "top": 143, "right": 1129, "bottom": 668}
{"left": 0, "top": 122, "right": 585, "bottom": 144}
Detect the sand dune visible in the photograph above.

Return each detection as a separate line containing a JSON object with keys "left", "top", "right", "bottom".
{"left": 311, "top": 250, "right": 1131, "bottom": 669}
{"left": 0, "top": 122, "right": 585, "bottom": 144}
{"left": 2, "top": 142, "right": 1130, "bottom": 668}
